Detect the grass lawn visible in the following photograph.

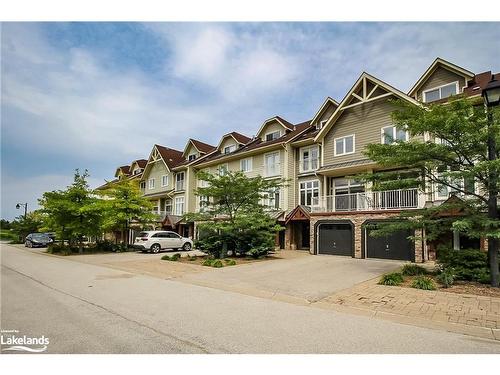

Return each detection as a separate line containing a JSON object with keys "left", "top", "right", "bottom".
{"left": 0, "top": 229, "right": 19, "bottom": 242}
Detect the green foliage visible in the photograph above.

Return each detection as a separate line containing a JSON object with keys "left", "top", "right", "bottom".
{"left": 411, "top": 276, "right": 436, "bottom": 290}
{"left": 96, "top": 179, "right": 155, "bottom": 242}
{"left": 211, "top": 260, "right": 224, "bottom": 268}
{"left": 187, "top": 254, "right": 197, "bottom": 261}
{"left": 187, "top": 171, "right": 284, "bottom": 258}
{"left": 247, "top": 246, "right": 269, "bottom": 259}
{"left": 379, "top": 272, "right": 404, "bottom": 286}
{"left": 358, "top": 97, "right": 500, "bottom": 286}
{"left": 161, "top": 253, "right": 181, "bottom": 261}
{"left": 39, "top": 170, "right": 103, "bottom": 253}
{"left": 224, "top": 259, "right": 237, "bottom": 266}
{"left": 10, "top": 212, "right": 44, "bottom": 241}
{"left": 437, "top": 246, "right": 491, "bottom": 282}
{"left": 437, "top": 267, "right": 455, "bottom": 288}
{"left": 202, "top": 258, "right": 214, "bottom": 267}
{"left": 401, "top": 264, "right": 427, "bottom": 276}
{"left": 0, "top": 219, "right": 12, "bottom": 230}
{"left": 0, "top": 229, "right": 19, "bottom": 242}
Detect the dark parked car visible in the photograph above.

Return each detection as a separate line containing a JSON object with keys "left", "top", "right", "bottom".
{"left": 25, "top": 233, "right": 53, "bottom": 248}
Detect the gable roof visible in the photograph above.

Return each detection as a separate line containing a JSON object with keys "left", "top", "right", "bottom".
{"left": 463, "top": 71, "right": 500, "bottom": 97}
{"left": 195, "top": 120, "right": 313, "bottom": 167}
{"left": 314, "top": 71, "right": 421, "bottom": 142}
{"left": 114, "top": 165, "right": 130, "bottom": 178}
{"left": 155, "top": 145, "right": 185, "bottom": 169}
{"left": 255, "top": 116, "right": 295, "bottom": 139}
{"left": 408, "top": 57, "right": 474, "bottom": 97}
{"left": 215, "top": 132, "right": 251, "bottom": 151}
{"left": 182, "top": 138, "right": 216, "bottom": 157}
{"left": 309, "top": 97, "right": 339, "bottom": 126}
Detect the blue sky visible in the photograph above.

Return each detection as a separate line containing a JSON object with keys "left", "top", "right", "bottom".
{"left": 1, "top": 22, "right": 500, "bottom": 220}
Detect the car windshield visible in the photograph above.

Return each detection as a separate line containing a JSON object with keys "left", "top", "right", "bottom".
{"left": 33, "top": 234, "right": 49, "bottom": 240}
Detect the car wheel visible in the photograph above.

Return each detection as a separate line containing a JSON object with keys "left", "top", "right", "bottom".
{"left": 182, "top": 242, "right": 192, "bottom": 251}
{"left": 150, "top": 244, "right": 161, "bottom": 253}
{"left": 27, "top": 241, "right": 32, "bottom": 248}
{"left": 24, "top": 242, "right": 28, "bottom": 247}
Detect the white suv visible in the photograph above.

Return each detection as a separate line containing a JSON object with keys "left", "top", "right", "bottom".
{"left": 133, "top": 231, "right": 193, "bottom": 253}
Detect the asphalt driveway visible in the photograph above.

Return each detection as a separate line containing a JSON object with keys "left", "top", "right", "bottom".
{"left": 180, "top": 251, "right": 402, "bottom": 302}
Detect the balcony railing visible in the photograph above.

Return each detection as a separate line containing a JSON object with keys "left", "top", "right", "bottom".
{"left": 310, "top": 188, "right": 421, "bottom": 213}
{"left": 299, "top": 158, "right": 319, "bottom": 173}
{"left": 151, "top": 210, "right": 171, "bottom": 220}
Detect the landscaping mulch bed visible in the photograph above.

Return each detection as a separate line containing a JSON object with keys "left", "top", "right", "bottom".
{"left": 399, "top": 274, "right": 500, "bottom": 298}
{"left": 173, "top": 255, "right": 277, "bottom": 267}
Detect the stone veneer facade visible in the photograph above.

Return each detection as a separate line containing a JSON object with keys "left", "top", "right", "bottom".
{"left": 309, "top": 211, "right": 425, "bottom": 263}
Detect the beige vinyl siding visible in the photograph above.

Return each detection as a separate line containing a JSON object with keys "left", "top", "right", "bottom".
{"left": 416, "top": 67, "right": 467, "bottom": 101}
{"left": 142, "top": 161, "right": 173, "bottom": 195}
{"left": 184, "top": 144, "right": 200, "bottom": 160}
{"left": 260, "top": 121, "right": 285, "bottom": 141}
{"left": 314, "top": 103, "right": 336, "bottom": 127}
{"left": 285, "top": 144, "right": 295, "bottom": 211}
{"left": 219, "top": 137, "right": 238, "bottom": 153}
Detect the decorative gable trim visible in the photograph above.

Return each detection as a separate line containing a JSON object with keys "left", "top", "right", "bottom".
{"left": 408, "top": 57, "right": 474, "bottom": 98}
{"left": 255, "top": 116, "right": 293, "bottom": 140}
{"left": 314, "top": 72, "right": 421, "bottom": 142}
{"left": 309, "top": 97, "right": 339, "bottom": 126}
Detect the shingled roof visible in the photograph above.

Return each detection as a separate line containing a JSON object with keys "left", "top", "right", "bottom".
{"left": 190, "top": 139, "right": 216, "bottom": 154}
{"left": 155, "top": 144, "right": 185, "bottom": 169}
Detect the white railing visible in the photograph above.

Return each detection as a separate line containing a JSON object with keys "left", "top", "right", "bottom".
{"left": 310, "top": 188, "right": 420, "bottom": 213}
{"left": 299, "top": 158, "right": 319, "bottom": 173}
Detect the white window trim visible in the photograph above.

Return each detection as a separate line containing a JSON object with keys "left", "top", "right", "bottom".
{"left": 333, "top": 134, "right": 355, "bottom": 156}
{"left": 148, "top": 178, "right": 155, "bottom": 190}
{"left": 299, "top": 179, "right": 320, "bottom": 207}
{"left": 299, "top": 145, "right": 319, "bottom": 173}
{"left": 381, "top": 126, "right": 409, "bottom": 145}
{"left": 265, "top": 130, "right": 281, "bottom": 141}
{"left": 218, "top": 163, "right": 229, "bottom": 176}
{"left": 175, "top": 172, "right": 185, "bottom": 190}
{"left": 264, "top": 151, "right": 280, "bottom": 176}
{"left": 174, "top": 197, "right": 185, "bottom": 215}
{"left": 240, "top": 157, "right": 253, "bottom": 173}
{"left": 188, "top": 153, "right": 197, "bottom": 161}
{"left": 223, "top": 144, "right": 236, "bottom": 154}
{"left": 317, "top": 119, "right": 328, "bottom": 130}
{"left": 422, "top": 81, "right": 459, "bottom": 103}
{"left": 161, "top": 175, "right": 169, "bottom": 187}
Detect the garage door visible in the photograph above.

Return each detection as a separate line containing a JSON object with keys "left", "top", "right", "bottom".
{"left": 365, "top": 224, "right": 414, "bottom": 261}
{"left": 317, "top": 223, "right": 353, "bottom": 256}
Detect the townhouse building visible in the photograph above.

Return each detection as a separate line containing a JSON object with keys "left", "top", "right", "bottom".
{"left": 102, "top": 57, "right": 498, "bottom": 263}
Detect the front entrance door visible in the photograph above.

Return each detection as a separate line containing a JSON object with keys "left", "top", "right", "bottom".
{"left": 301, "top": 222, "right": 310, "bottom": 249}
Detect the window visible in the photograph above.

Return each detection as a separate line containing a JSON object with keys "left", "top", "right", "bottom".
{"left": 332, "top": 178, "right": 365, "bottom": 211}
{"left": 188, "top": 154, "right": 197, "bottom": 161}
{"left": 265, "top": 131, "right": 281, "bottom": 142}
{"left": 140, "top": 181, "right": 146, "bottom": 190}
{"left": 199, "top": 195, "right": 209, "bottom": 211}
{"left": 224, "top": 144, "right": 236, "bottom": 154}
{"left": 382, "top": 126, "right": 408, "bottom": 144}
{"left": 264, "top": 152, "right": 280, "bottom": 177}
{"left": 264, "top": 188, "right": 280, "bottom": 210}
{"left": 300, "top": 146, "right": 319, "bottom": 172}
{"left": 334, "top": 135, "right": 355, "bottom": 156}
{"left": 175, "top": 197, "right": 185, "bottom": 215}
{"left": 423, "top": 82, "right": 458, "bottom": 103}
{"left": 161, "top": 175, "right": 169, "bottom": 187}
{"left": 240, "top": 158, "right": 252, "bottom": 172}
{"left": 299, "top": 180, "right": 320, "bottom": 206}
{"left": 148, "top": 178, "right": 155, "bottom": 189}
{"left": 175, "top": 172, "right": 185, "bottom": 190}
{"left": 165, "top": 199, "right": 172, "bottom": 214}
{"left": 218, "top": 164, "right": 228, "bottom": 176}
{"left": 435, "top": 168, "right": 475, "bottom": 200}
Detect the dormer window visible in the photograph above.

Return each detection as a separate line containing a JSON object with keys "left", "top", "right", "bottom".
{"left": 423, "top": 82, "right": 458, "bottom": 103}
{"left": 224, "top": 145, "right": 236, "bottom": 154}
{"left": 188, "top": 154, "right": 197, "bottom": 161}
{"left": 265, "top": 131, "right": 281, "bottom": 142}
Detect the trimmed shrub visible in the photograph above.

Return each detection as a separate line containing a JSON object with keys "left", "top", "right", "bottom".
{"left": 202, "top": 259, "right": 214, "bottom": 267}
{"left": 379, "top": 272, "right": 404, "bottom": 286}
{"left": 437, "top": 246, "right": 490, "bottom": 282}
{"left": 161, "top": 254, "right": 171, "bottom": 261}
{"left": 247, "top": 246, "right": 269, "bottom": 259}
{"left": 162, "top": 253, "right": 181, "bottom": 261}
{"left": 211, "top": 260, "right": 224, "bottom": 268}
{"left": 411, "top": 276, "right": 436, "bottom": 290}
{"left": 437, "top": 267, "right": 455, "bottom": 288}
{"left": 224, "top": 259, "right": 237, "bottom": 266}
{"left": 401, "top": 264, "right": 427, "bottom": 276}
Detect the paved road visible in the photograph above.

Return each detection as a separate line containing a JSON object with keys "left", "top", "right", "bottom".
{"left": 1, "top": 244, "right": 499, "bottom": 353}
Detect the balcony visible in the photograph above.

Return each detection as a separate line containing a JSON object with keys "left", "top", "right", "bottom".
{"left": 299, "top": 158, "right": 319, "bottom": 173}
{"left": 151, "top": 210, "right": 171, "bottom": 220}
{"left": 310, "top": 188, "right": 421, "bottom": 213}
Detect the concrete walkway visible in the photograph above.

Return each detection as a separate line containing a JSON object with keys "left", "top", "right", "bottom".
{"left": 317, "top": 278, "right": 500, "bottom": 341}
